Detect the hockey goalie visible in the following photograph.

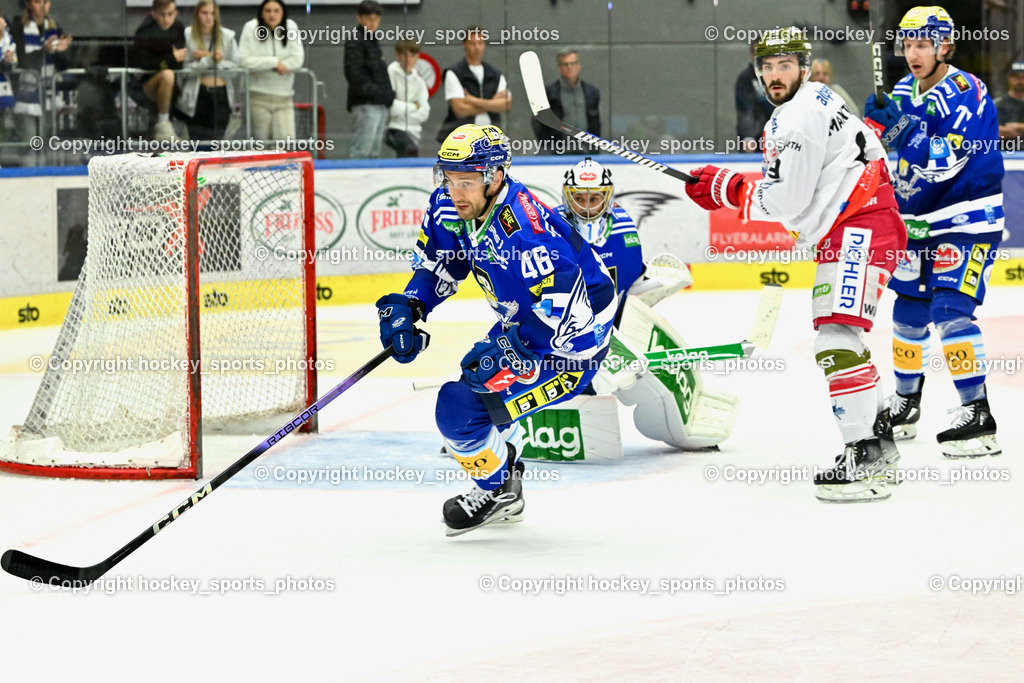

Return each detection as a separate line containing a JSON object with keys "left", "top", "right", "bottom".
{"left": 519, "top": 158, "right": 739, "bottom": 462}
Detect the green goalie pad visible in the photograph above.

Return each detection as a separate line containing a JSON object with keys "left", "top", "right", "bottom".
{"left": 517, "top": 394, "right": 623, "bottom": 462}
{"left": 610, "top": 297, "right": 739, "bottom": 449}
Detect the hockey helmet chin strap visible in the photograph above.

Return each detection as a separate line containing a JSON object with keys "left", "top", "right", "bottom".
{"left": 474, "top": 171, "right": 505, "bottom": 222}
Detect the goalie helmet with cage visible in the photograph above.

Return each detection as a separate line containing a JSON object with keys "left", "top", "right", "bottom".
{"left": 754, "top": 26, "right": 812, "bottom": 90}
{"left": 563, "top": 157, "right": 615, "bottom": 243}
{"left": 433, "top": 124, "right": 512, "bottom": 191}
{"left": 895, "top": 5, "right": 955, "bottom": 58}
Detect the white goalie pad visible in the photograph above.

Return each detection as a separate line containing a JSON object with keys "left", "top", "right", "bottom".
{"left": 626, "top": 252, "right": 693, "bottom": 308}
{"left": 605, "top": 297, "right": 738, "bottom": 449}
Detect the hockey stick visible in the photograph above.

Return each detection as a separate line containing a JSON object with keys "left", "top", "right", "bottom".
{"left": 414, "top": 285, "right": 782, "bottom": 385}
{"left": 519, "top": 51, "right": 696, "bottom": 184}
{"left": 643, "top": 284, "right": 783, "bottom": 369}
{"left": 868, "top": 0, "right": 886, "bottom": 107}
{"left": 2, "top": 345, "right": 399, "bottom": 589}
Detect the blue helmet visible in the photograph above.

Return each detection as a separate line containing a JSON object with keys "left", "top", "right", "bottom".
{"left": 433, "top": 124, "right": 512, "bottom": 189}
{"left": 895, "top": 6, "right": 955, "bottom": 58}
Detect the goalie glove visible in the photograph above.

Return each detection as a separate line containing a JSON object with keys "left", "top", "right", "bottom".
{"left": 626, "top": 253, "right": 693, "bottom": 308}
{"left": 685, "top": 165, "right": 745, "bottom": 211}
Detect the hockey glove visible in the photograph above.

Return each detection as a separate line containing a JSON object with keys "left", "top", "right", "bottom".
{"left": 376, "top": 293, "right": 429, "bottom": 363}
{"left": 685, "top": 165, "right": 744, "bottom": 211}
{"left": 460, "top": 326, "right": 542, "bottom": 393}
{"left": 863, "top": 92, "right": 920, "bottom": 150}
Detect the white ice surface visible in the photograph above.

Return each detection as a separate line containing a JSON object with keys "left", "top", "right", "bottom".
{"left": 1, "top": 287, "right": 1022, "bottom": 680}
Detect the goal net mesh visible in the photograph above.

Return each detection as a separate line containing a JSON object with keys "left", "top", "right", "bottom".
{"left": 3, "top": 152, "right": 314, "bottom": 476}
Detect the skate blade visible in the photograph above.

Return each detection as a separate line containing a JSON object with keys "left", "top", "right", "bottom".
{"left": 444, "top": 500, "right": 525, "bottom": 537}
{"left": 815, "top": 482, "right": 891, "bottom": 503}
{"left": 893, "top": 424, "right": 917, "bottom": 441}
{"left": 940, "top": 435, "right": 1002, "bottom": 458}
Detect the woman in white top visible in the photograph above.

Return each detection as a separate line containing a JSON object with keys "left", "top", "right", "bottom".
{"left": 176, "top": 0, "right": 238, "bottom": 141}
{"left": 237, "top": 0, "right": 304, "bottom": 141}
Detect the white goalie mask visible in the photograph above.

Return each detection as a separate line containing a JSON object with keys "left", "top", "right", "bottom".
{"left": 563, "top": 157, "right": 614, "bottom": 244}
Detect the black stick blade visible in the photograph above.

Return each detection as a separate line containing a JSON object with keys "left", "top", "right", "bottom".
{"left": 2, "top": 549, "right": 104, "bottom": 588}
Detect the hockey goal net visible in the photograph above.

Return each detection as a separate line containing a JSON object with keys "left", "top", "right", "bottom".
{"left": 0, "top": 152, "right": 317, "bottom": 479}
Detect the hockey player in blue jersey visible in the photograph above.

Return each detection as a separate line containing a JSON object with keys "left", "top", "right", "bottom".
{"left": 864, "top": 6, "right": 1003, "bottom": 457}
{"left": 375, "top": 124, "right": 617, "bottom": 536}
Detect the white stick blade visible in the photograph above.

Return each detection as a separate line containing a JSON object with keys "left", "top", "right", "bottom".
{"left": 747, "top": 284, "right": 784, "bottom": 353}
{"left": 518, "top": 51, "right": 550, "bottom": 115}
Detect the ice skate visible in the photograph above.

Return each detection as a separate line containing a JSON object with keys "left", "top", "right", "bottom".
{"left": 883, "top": 382, "right": 922, "bottom": 440}
{"left": 937, "top": 397, "right": 1001, "bottom": 458}
{"left": 873, "top": 410, "right": 902, "bottom": 485}
{"left": 443, "top": 446, "right": 524, "bottom": 536}
{"left": 814, "top": 437, "right": 891, "bottom": 503}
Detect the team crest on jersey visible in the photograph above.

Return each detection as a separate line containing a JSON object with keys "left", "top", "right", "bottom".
{"left": 552, "top": 273, "right": 594, "bottom": 352}
{"left": 951, "top": 74, "right": 970, "bottom": 92}
{"left": 498, "top": 205, "right": 521, "bottom": 237}
{"left": 926, "top": 100, "right": 937, "bottom": 116}
{"left": 894, "top": 176, "right": 922, "bottom": 201}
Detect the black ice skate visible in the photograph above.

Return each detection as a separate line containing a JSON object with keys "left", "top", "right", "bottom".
{"left": 443, "top": 446, "right": 524, "bottom": 537}
{"left": 937, "top": 397, "right": 1001, "bottom": 458}
{"left": 814, "top": 437, "right": 891, "bottom": 503}
{"left": 873, "top": 410, "right": 902, "bottom": 485}
{"left": 884, "top": 381, "right": 922, "bottom": 440}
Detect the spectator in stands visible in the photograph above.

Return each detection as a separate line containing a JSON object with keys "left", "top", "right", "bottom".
{"left": 810, "top": 58, "right": 860, "bottom": 117}
{"left": 344, "top": 0, "right": 394, "bottom": 158}
{"left": 10, "top": 0, "right": 71, "bottom": 148}
{"left": 238, "top": 0, "right": 304, "bottom": 141}
{"left": 176, "top": 0, "right": 238, "bottom": 142}
{"left": 383, "top": 39, "right": 429, "bottom": 157}
{"left": 0, "top": 12, "right": 17, "bottom": 142}
{"left": 734, "top": 38, "right": 773, "bottom": 153}
{"left": 436, "top": 25, "right": 511, "bottom": 143}
{"left": 129, "top": 0, "right": 186, "bottom": 142}
{"left": 531, "top": 48, "right": 600, "bottom": 154}
{"left": 995, "top": 61, "right": 1024, "bottom": 151}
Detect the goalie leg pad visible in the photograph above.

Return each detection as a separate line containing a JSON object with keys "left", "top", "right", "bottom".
{"left": 614, "top": 296, "right": 738, "bottom": 449}
{"left": 616, "top": 369, "right": 738, "bottom": 449}
{"left": 518, "top": 395, "right": 623, "bottom": 462}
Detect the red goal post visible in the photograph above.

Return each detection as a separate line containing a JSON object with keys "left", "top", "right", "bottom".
{"left": 0, "top": 151, "right": 318, "bottom": 480}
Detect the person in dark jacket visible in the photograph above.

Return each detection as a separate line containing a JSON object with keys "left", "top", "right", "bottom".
{"left": 435, "top": 25, "right": 511, "bottom": 143}
{"left": 130, "top": 0, "right": 186, "bottom": 141}
{"left": 344, "top": 0, "right": 394, "bottom": 158}
{"left": 530, "top": 48, "right": 600, "bottom": 154}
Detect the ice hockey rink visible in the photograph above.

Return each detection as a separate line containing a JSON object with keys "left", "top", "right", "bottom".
{"left": 1, "top": 285, "right": 1021, "bottom": 680}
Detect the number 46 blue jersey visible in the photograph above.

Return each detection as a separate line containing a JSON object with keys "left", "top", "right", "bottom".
{"left": 403, "top": 175, "right": 618, "bottom": 363}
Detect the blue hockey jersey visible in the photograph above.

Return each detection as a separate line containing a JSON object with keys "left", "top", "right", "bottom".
{"left": 555, "top": 204, "right": 645, "bottom": 300}
{"left": 404, "top": 176, "right": 618, "bottom": 362}
{"left": 890, "top": 66, "right": 1005, "bottom": 243}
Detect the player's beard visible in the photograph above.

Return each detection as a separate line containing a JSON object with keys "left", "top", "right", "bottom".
{"left": 766, "top": 79, "right": 800, "bottom": 106}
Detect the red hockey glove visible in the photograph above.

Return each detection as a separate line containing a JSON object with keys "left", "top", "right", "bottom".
{"left": 685, "top": 165, "right": 745, "bottom": 211}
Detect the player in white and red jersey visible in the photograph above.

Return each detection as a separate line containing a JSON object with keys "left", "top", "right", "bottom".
{"left": 684, "top": 27, "right": 908, "bottom": 503}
